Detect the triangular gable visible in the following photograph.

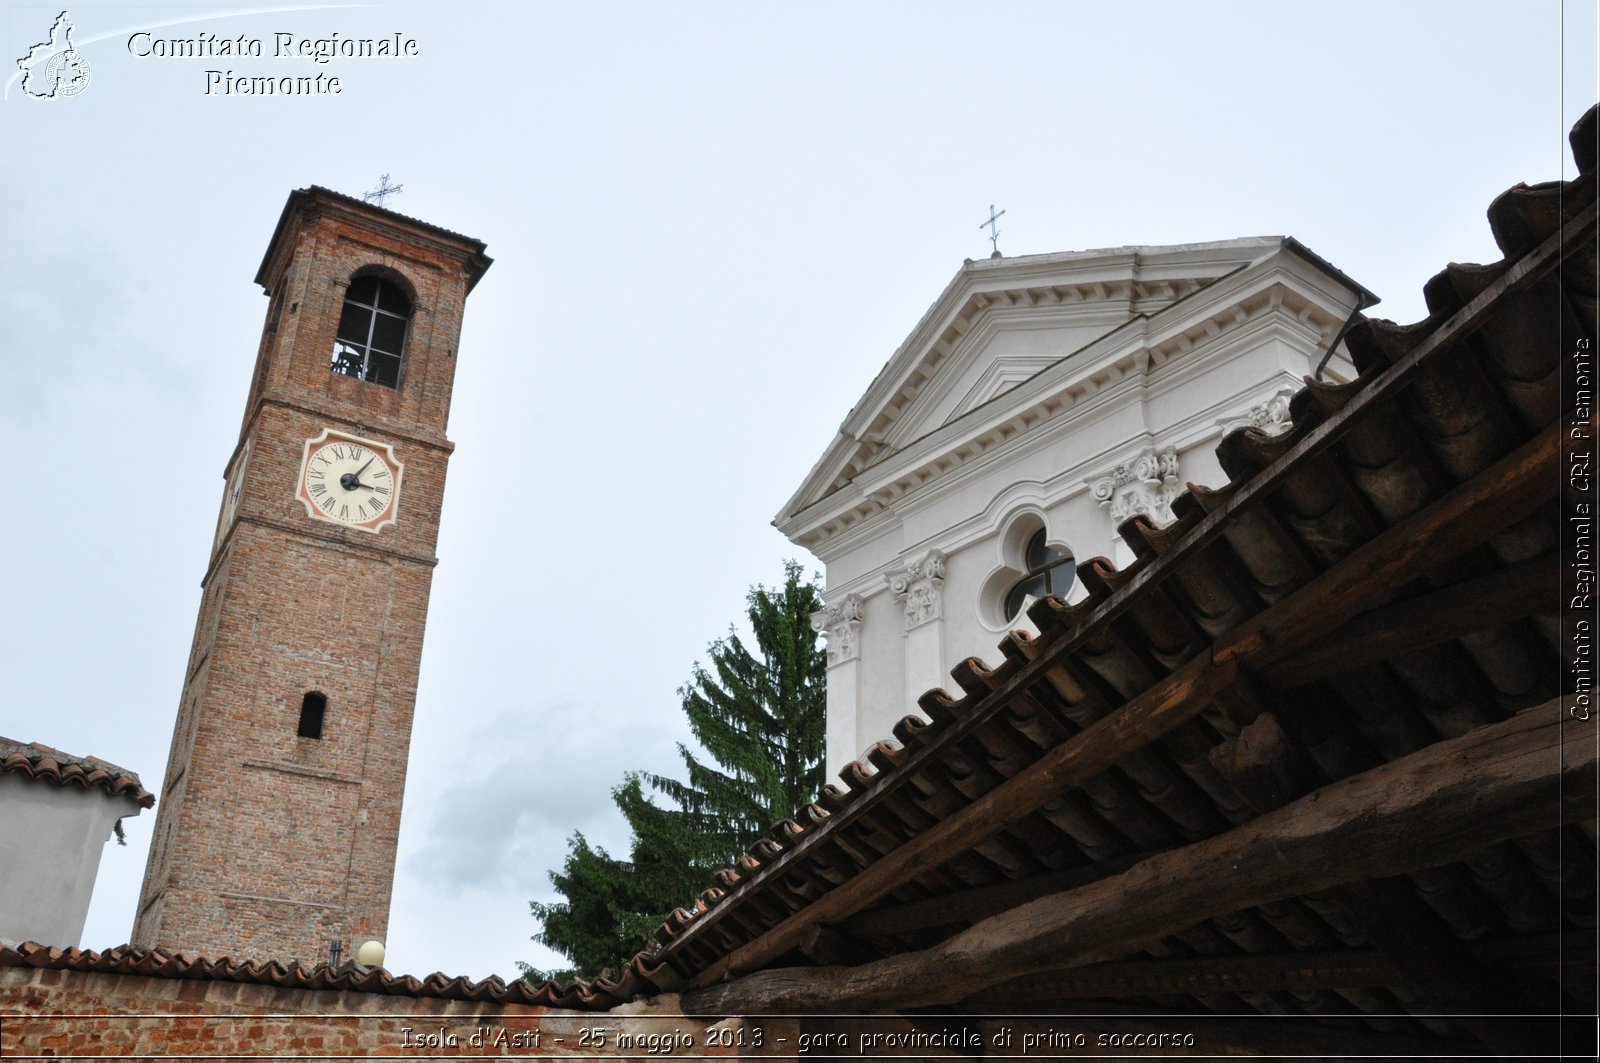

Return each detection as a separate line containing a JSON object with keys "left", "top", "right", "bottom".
{"left": 946, "top": 356, "right": 1064, "bottom": 422}
{"left": 776, "top": 238, "right": 1286, "bottom": 527}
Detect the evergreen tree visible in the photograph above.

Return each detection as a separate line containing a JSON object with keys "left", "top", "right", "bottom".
{"left": 523, "top": 562, "right": 826, "bottom": 981}
{"left": 520, "top": 833, "right": 658, "bottom": 982}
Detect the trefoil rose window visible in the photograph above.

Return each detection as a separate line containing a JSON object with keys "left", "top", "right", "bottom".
{"left": 1003, "top": 530, "right": 1075, "bottom": 622}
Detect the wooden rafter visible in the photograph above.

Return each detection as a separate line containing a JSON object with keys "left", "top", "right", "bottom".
{"left": 1260, "top": 553, "right": 1558, "bottom": 688}
{"left": 680, "top": 700, "right": 1594, "bottom": 1015}
{"left": 838, "top": 847, "right": 1171, "bottom": 940}
{"left": 677, "top": 420, "right": 1560, "bottom": 990}
{"left": 961, "top": 932, "right": 1591, "bottom": 1002}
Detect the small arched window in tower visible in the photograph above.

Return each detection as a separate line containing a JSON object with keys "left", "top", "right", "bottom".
{"left": 297, "top": 692, "right": 327, "bottom": 739}
{"left": 331, "top": 276, "right": 411, "bottom": 388}
{"left": 1004, "top": 530, "right": 1075, "bottom": 622}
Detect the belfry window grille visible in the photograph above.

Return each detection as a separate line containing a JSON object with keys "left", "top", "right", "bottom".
{"left": 1004, "top": 530, "right": 1075, "bottom": 621}
{"left": 331, "top": 276, "right": 410, "bottom": 388}
{"left": 297, "top": 692, "right": 327, "bottom": 739}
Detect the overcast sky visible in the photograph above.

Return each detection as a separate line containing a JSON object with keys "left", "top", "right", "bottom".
{"left": 1, "top": 0, "right": 1593, "bottom": 983}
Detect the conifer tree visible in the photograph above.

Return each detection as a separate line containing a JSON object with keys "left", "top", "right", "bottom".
{"left": 524, "top": 562, "right": 826, "bottom": 981}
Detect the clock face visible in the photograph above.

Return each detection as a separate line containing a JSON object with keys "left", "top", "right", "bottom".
{"left": 215, "top": 440, "right": 252, "bottom": 547}
{"left": 225, "top": 441, "right": 251, "bottom": 521}
{"left": 295, "top": 429, "right": 403, "bottom": 533}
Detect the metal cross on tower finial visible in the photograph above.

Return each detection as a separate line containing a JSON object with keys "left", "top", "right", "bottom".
{"left": 980, "top": 204, "right": 1006, "bottom": 255}
{"left": 363, "top": 174, "right": 404, "bottom": 208}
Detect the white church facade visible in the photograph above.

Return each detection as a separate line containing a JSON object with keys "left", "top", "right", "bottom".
{"left": 776, "top": 238, "right": 1374, "bottom": 774}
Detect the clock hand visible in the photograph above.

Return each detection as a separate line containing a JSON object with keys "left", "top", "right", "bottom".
{"left": 340, "top": 458, "right": 379, "bottom": 491}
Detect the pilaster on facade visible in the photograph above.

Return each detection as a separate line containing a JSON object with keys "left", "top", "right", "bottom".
{"left": 814, "top": 593, "right": 866, "bottom": 776}
{"left": 890, "top": 550, "right": 947, "bottom": 734}
{"left": 1217, "top": 386, "right": 1296, "bottom": 437}
{"left": 1088, "top": 444, "right": 1181, "bottom": 528}
{"left": 889, "top": 551, "right": 945, "bottom": 631}
{"left": 811, "top": 594, "right": 864, "bottom": 667}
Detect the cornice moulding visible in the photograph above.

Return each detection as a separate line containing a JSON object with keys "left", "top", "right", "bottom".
{"left": 777, "top": 241, "right": 1366, "bottom": 550}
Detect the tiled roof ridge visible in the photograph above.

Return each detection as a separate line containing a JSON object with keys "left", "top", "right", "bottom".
{"left": 301, "top": 184, "right": 487, "bottom": 253}
{"left": 0, "top": 941, "right": 632, "bottom": 1010}
{"left": 521, "top": 101, "right": 1600, "bottom": 1010}
{"left": 0, "top": 738, "right": 153, "bottom": 808}
{"left": 253, "top": 185, "right": 492, "bottom": 293}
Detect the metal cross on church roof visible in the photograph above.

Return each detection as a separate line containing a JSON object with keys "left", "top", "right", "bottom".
{"left": 980, "top": 203, "right": 1006, "bottom": 254}
{"left": 363, "top": 174, "right": 404, "bottom": 208}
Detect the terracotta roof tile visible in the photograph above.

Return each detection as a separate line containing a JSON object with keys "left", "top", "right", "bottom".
{"left": 0, "top": 737, "right": 153, "bottom": 808}
{"left": 0, "top": 941, "right": 599, "bottom": 1008}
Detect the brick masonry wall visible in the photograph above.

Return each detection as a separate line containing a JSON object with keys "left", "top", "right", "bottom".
{"left": 133, "top": 190, "right": 486, "bottom": 964}
{"left": 0, "top": 966, "right": 755, "bottom": 1060}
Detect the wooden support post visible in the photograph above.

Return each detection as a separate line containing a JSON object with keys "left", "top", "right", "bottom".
{"left": 1207, "top": 712, "right": 1301, "bottom": 813}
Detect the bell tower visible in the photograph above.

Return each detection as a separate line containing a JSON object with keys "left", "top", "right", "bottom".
{"left": 133, "top": 188, "right": 491, "bottom": 963}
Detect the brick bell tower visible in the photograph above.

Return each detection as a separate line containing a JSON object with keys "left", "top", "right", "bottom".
{"left": 132, "top": 188, "right": 491, "bottom": 963}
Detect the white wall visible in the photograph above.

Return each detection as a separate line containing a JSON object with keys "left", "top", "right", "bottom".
{"left": 0, "top": 775, "right": 136, "bottom": 947}
{"left": 791, "top": 243, "right": 1367, "bottom": 777}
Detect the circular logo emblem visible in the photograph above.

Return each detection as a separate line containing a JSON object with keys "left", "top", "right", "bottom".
{"left": 42, "top": 49, "right": 90, "bottom": 97}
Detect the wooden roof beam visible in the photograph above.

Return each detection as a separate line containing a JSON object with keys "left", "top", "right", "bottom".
{"left": 1259, "top": 552, "right": 1558, "bottom": 689}
{"left": 961, "top": 932, "right": 1590, "bottom": 1003}
{"left": 839, "top": 847, "right": 1171, "bottom": 940}
{"left": 679, "top": 698, "right": 1593, "bottom": 1015}
{"left": 673, "top": 419, "right": 1558, "bottom": 991}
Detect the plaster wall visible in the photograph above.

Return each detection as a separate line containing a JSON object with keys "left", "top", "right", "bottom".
{"left": 0, "top": 776, "right": 130, "bottom": 947}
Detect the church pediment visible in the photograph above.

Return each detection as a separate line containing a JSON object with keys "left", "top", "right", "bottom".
{"left": 777, "top": 238, "right": 1291, "bottom": 531}
{"left": 777, "top": 236, "right": 1375, "bottom": 552}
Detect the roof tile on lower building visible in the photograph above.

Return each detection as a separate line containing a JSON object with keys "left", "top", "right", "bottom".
{"left": 0, "top": 737, "right": 154, "bottom": 808}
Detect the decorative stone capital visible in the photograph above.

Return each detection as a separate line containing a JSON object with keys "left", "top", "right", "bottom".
{"left": 1217, "top": 387, "right": 1295, "bottom": 437}
{"left": 811, "top": 594, "right": 863, "bottom": 667}
{"left": 889, "top": 551, "right": 946, "bottom": 631}
{"left": 1088, "top": 445, "right": 1181, "bottom": 527}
